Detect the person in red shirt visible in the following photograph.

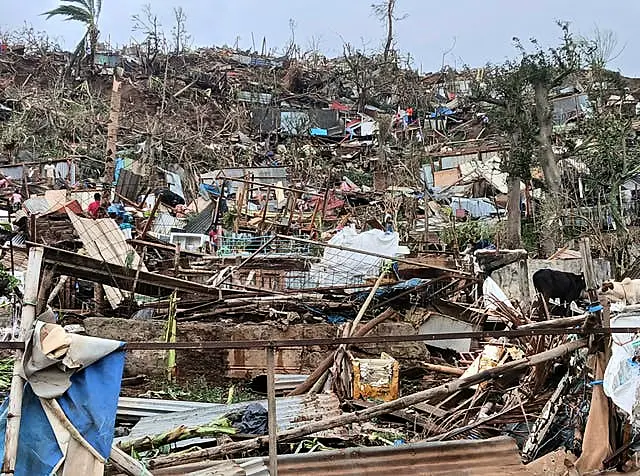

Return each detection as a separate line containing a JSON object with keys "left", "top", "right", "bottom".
{"left": 87, "top": 193, "right": 101, "bottom": 218}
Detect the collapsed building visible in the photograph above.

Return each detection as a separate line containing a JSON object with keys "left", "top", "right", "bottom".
{"left": 0, "top": 41, "right": 640, "bottom": 475}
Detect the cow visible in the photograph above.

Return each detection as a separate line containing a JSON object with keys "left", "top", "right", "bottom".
{"left": 600, "top": 278, "right": 640, "bottom": 305}
{"left": 532, "top": 269, "right": 586, "bottom": 316}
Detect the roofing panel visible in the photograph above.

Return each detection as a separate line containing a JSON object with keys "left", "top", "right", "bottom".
{"left": 68, "top": 210, "right": 147, "bottom": 307}
{"left": 184, "top": 201, "right": 216, "bottom": 234}
{"left": 270, "top": 436, "right": 525, "bottom": 476}
{"left": 119, "top": 393, "right": 344, "bottom": 448}
{"left": 434, "top": 168, "right": 461, "bottom": 187}
{"left": 154, "top": 436, "right": 526, "bottom": 476}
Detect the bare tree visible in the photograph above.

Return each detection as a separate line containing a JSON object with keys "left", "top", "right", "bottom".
{"left": 131, "top": 3, "right": 164, "bottom": 72}
{"left": 171, "top": 6, "right": 191, "bottom": 55}
{"left": 371, "top": 0, "right": 406, "bottom": 62}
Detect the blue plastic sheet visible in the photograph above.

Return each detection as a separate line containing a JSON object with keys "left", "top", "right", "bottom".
{"left": 0, "top": 346, "right": 125, "bottom": 475}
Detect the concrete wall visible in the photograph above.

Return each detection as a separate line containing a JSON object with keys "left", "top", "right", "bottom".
{"left": 83, "top": 318, "right": 428, "bottom": 384}
{"left": 491, "top": 258, "right": 612, "bottom": 302}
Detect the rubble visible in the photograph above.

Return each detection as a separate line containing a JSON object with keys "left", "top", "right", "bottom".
{"left": 2, "top": 25, "right": 640, "bottom": 476}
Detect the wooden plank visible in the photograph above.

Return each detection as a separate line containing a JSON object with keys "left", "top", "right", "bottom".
{"left": 266, "top": 346, "right": 278, "bottom": 476}
{"left": 2, "top": 247, "right": 43, "bottom": 473}
{"left": 110, "top": 445, "right": 154, "bottom": 476}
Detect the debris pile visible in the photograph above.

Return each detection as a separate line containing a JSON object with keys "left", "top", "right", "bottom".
{"left": 1, "top": 39, "right": 640, "bottom": 476}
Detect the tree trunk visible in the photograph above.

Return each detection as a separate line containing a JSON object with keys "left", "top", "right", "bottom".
{"left": 505, "top": 174, "right": 522, "bottom": 249}
{"left": 383, "top": 0, "right": 394, "bottom": 61}
{"left": 533, "top": 81, "right": 562, "bottom": 195}
{"left": 89, "top": 24, "right": 98, "bottom": 69}
{"left": 533, "top": 81, "right": 562, "bottom": 257}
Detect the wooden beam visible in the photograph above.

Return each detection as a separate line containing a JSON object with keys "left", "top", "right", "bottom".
{"left": 2, "top": 247, "right": 44, "bottom": 473}
{"left": 32, "top": 243, "right": 252, "bottom": 299}
{"left": 267, "top": 346, "right": 278, "bottom": 476}
{"left": 149, "top": 338, "right": 587, "bottom": 468}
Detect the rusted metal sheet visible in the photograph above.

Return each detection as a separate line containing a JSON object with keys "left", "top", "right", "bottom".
{"left": 271, "top": 436, "right": 527, "bottom": 475}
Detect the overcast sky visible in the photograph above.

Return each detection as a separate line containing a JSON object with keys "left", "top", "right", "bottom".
{"left": 2, "top": 0, "right": 639, "bottom": 76}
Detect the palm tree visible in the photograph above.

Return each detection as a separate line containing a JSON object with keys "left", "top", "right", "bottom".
{"left": 43, "top": 0, "right": 102, "bottom": 69}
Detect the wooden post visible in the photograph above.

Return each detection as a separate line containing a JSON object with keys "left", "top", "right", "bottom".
{"left": 579, "top": 238, "right": 598, "bottom": 296}
{"left": 140, "top": 197, "right": 161, "bottom": 240}
{"left": 173, "top": 244, "right": 181, "bottom": 275}
{"left": 2, "top": 246, "right": 44, "bottom": 473}
{"left": 104, "top": 76, "right": 122, "bottom": 184}
{"left": 519, "top": 258, "right": 531, "bottom": 312}
{"left": 266, "top": 346, "right": 278, "bottom": 476}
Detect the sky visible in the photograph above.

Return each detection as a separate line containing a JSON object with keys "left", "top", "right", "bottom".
{"left": 2, "top": 0, "right": 640, "bottom": 76}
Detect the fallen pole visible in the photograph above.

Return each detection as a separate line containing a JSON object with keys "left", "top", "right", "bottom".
{"left": 149, "top": 338, "right": 587, "bottom": 469}
{"left": 2, "top": 247, "right": 44, "bottom": 473}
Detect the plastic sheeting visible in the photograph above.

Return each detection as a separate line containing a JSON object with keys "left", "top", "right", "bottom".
{"left": 483, "top": 277, "right": 515, "bottom": 310}
{"left": 286, "top": 226, "right": 400, "bottom": 289}
{"left": 0, "top": 346, "right": 125, "bottom": 475}
{"left": 603, "top": 313, "right": 640, "bottom": 416}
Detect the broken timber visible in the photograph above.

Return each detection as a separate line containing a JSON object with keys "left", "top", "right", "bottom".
{"left": 32, "top": 243, "right": 261, "bottom": 299}
{"left": 148, "top": 338, "right": 587, "bottom": 468}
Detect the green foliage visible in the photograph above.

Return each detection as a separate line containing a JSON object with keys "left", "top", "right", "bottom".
{"left": 155, "top": 377, "right": 261, "bottom": 404}
{"left": 344, "top": 170, "right": 373, "bottom": 188}
{"left": 515, "top": 22, "right": 582, "bottom": 87}
{"left": 42, "top": 0, "right": 102, "bottom": 68}
{"left": 0, "top": 358, "right": 14, "bottom": 391}
{"left": 0, "top": 266, "right": 20, "bottom": 297}
{"left": 438, "top": 220, "right": 499, "bottom": 250}
{"left": 474, "top": 61, "right": 537, "bottom": 179}
{"left": 521, "top": 220, "right": 540, "bottom": 255}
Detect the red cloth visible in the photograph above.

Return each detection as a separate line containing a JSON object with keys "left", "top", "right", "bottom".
{"left": 87, "top": 200, "right": 100, "bottom": 218}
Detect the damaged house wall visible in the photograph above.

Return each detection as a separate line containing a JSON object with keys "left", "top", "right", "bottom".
{"left": 491, "top": 258, "right": 612, "bottom": 302}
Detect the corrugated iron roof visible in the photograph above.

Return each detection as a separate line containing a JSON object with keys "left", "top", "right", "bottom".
{"left": 271, "top": 436, "right": 526, "bottom": 476}
{"left": 184, "top": 201, "right": 215, "bottom": 234}
{"left": 117, "top": 396, "right": 220, "bottom": 420}
{"left": 153, "top": 436, "right": 526, "bottom": 476}
{"left": 118, "top": 393, "right": 345, "bottom": 448}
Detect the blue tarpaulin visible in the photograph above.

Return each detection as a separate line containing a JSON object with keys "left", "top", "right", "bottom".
{"left": 0, "top": 346, "right": 125, "bottom": 475}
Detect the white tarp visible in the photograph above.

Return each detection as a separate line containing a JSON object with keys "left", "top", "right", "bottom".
{"left": 603, "top": 313, "right": 640, "bottom": 416}
{"left": 483, "top": 277, "right": 514, "bottom": 310}
{"left": 287, "top": 226, "right": 400, "bottom": 289}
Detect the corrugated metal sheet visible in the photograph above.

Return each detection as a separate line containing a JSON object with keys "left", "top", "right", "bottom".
{"left": 0, "top": 165, "right": 24, "bottom": 180}
{"left": 201, "top": 167, "right": 288, "bottom": 195}
{"left": 237, "top": 91, "right": 273, "bottom": 105}
{"left": 117, "top": 397, "right": 219, "bottom": 419}
{"left": 440, "top": 153, "right": 477, "bottom": 170}
{"left": 153, "top": 437, "right": 525, "bottom": 476}
{"left": 434, "top": 168, "right": 461, "bottom": 187}
{"left": 23, "top": 197, "right": 51, "bottom": 215}
{"left": 185, "top": 201, "right": 215, "bottom": 234}
{"left": 68, "top": 210, "right": 147, "bottom": 307}
{"left": 153, "top": 458, "right": 269, "bottom": 476}
{"left": 271, "top": 436, "right": 525, "bottom": 475}
{"left": 119, "top": 393, "right": 344, "bottom": 448}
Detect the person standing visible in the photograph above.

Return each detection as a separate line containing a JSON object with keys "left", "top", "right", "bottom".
{"left": 43, "top": 160, "right": 56, "bottom": 187}
{"left": 11, "top": 190, "right": 21, "bottom": 211}
{"left": 87, "top": 193, "right": 101, "bottom": 218}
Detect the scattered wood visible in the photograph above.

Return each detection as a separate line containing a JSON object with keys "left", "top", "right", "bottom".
{"left": 149, "top": 338, "right": 587, "bottom": 468}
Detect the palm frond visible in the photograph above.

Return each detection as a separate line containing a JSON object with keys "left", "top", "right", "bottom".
{"left": 70, "top": 30, "right": 89, "bottom": 67}
{"left": 42, "top": 5, "right": 92, "bottom": 24}
{"left": 94, "top": 0, "right": 102, "bottom": 20}
{"left": 59, "top": 0, "right": 92, "bottom": 10}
